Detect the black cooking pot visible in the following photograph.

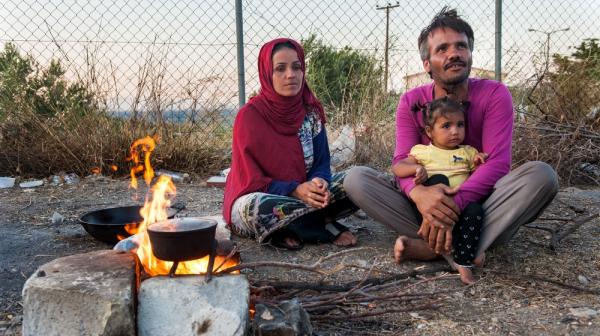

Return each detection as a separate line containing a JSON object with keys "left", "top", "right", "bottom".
{"left": 79, "top": 203, "right": 185, "bottom": 245}
{"left": 147, "top": 218, "right": 217, "bottom": 262}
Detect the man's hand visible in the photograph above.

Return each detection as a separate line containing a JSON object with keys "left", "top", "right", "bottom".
{"left": 292, "top": 177, "right": 330, "bottom": 208}
{"left": 409, "top": 184, "right": 460, "bottom": 229}
{"left": 417, "top": 217, "right": 453, "bottom": 254}
{"left": 413, "top": 165, "right": 428, "bottom": 185}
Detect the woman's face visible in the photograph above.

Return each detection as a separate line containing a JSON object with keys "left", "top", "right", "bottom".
{"left": 271, "top": 47, "right": 303, "bottom": 97}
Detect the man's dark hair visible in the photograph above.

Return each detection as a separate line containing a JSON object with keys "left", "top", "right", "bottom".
{"left": 417, "top": 7, "right": 474, "bottom": 61}
{"left": 423, "top": 96, "right": 465, "bottom": 128}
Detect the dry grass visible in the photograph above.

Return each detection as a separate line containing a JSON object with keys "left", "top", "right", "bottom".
{"left": 0, "top": 43, "right": 233, "bottom": 178}
{"left": 0, "top": 109, "right": 231, "bottom": 178}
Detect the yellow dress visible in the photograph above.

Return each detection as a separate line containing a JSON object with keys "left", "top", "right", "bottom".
{"left": 409, "top": 144, "right": 479, "bottom": 188}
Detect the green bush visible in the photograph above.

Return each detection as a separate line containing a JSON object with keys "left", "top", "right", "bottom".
{"left": 0, "top": 43, "right": 95, "bottom": 121}
{"left": 302, "top": 35, "right": 385, "bottom": 125}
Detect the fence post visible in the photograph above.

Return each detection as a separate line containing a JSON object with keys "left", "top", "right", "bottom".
{"left": 235, "top": 0, "right": 246, "bottom": 107}
{"left": 494, "top": 0, "right": 502, "bottom": 82}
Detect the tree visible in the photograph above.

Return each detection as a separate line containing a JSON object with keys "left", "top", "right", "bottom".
{"left": 302, "top": 35, "right": 384, "bottom": 125}
{"left": 0, "top": 43, "right": 95, "bottom": 121}
{"left": 543, "top": 38, "right": 600, "bottom": 128}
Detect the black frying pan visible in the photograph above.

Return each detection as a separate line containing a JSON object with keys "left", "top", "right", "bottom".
{"left": 79, "top": 203, "right": 185, "bottom": 245}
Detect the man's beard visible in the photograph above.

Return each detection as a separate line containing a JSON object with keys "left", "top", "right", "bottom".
{"left": 434, "top": 63, "right": 471, "bottom": 94}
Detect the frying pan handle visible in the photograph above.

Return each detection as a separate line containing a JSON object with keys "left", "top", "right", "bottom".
{"left": 169, "top": 201, "right": 186, "bottom": 215}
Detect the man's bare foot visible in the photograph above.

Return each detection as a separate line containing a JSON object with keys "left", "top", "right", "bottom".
{"left": 394, "top": 236, "right": 438, "bottom": 264}
{"left": 457, "top": 266, "right": 476, "bottom": 285}
{"left": 333, "top": 231, "right": 357, "bottom": 246}
{"left": 474, "top": 253, "right": 486, "bottom": 267}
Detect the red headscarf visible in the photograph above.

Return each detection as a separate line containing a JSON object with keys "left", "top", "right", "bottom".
{"left": 223, "top": 38, "right": 325, "bottom": 224}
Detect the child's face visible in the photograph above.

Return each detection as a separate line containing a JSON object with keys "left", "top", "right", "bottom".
{"left": 425, "top": 111, "right": 465, "bottom": 150}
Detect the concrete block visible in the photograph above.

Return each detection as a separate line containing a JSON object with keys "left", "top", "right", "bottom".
{"left": 138, "top": 275, "right": 249, "bottom": 336}
{"left": 22, "top": 250, "right": 139, "bottom": 336}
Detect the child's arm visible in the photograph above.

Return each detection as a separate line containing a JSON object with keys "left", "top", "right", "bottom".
{"left": 392, "top": 156, "right": 428, "bottom": 184}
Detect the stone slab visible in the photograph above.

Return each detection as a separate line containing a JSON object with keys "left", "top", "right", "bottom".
{"left": 138, "top": 275, "right": 249, "bottom": 336}
{"left": 22, "top": 250, "right": 139, "bottom": 336}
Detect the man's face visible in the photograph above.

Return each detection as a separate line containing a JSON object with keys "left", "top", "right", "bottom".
{"left": 423, "top": 28, "right": 472, "bottom": 86}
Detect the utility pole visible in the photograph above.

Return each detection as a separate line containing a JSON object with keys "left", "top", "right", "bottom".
{"left": 494, "top": 0, "right": 502, "bottom": 82}
{"left": 235, "top": 0, "right": 246, "bottom": 107}
{"left": 528, "top": 27, "right": 570, "bottom": 74}
{"left": 376, "top": 2, "right": 399, "bottom": 93}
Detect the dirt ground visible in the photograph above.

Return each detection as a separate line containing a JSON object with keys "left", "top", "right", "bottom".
{"left": 1, "top": 175, "right": 599, "bottom": 335}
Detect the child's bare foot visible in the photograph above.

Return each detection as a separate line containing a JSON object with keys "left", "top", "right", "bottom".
{"left": 457, "top": 266, "right": 476, "bottom": 285}
{"left": 474, "top": 253, "right": 486, "bottom": 267}
{"left": 394, "top": 236, "right": 438, "bottom": 264}
{"left": 333, "top": 231, "right": 357, "bottom": 247}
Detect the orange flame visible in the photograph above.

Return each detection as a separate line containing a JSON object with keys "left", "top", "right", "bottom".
{"left": 124, "top": 223, "right": 139, "bottom": 235}
{"left": 128, "top": 136, "right": 157, "bottom": 189}
{"left": 111, "top": 165, "right": 118, "bottom": 172}
{"left": 91, "top": 167, "right": 101, "bottom": 175}
{"left": 127, "top": 136, "right": 238, "bottom": 276}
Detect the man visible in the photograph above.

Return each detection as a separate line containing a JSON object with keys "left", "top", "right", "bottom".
{"left": 344, "top": 8, "right": 558, "bottom": 270}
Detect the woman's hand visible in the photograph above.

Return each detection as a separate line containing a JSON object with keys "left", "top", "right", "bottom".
{"left": 292, "top": 177, "right": 330, "bottom": 208}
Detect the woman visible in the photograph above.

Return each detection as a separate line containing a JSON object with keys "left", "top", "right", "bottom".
{"left": 223, "top": 38, "right": 357, "bottom": 249}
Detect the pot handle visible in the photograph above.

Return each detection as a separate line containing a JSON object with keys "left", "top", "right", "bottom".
{"left": 169, "top": 201, "right": 186, "bottom": 215}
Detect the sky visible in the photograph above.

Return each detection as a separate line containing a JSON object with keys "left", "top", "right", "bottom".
{"left": 0, "top": 0, "right": 598, "bottom": 112}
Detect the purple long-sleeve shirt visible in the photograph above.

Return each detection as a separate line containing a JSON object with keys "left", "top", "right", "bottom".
{"left": 393, "top": 78, "right": 514, "bottom": 210}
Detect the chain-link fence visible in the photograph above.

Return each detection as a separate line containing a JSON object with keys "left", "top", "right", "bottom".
{"left": 1, "top": 0, "right": 599, "bottom": 172}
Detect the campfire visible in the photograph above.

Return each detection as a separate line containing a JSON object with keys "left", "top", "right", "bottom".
{"left": 127, "top": 136, "right": 238, "bottom": 277}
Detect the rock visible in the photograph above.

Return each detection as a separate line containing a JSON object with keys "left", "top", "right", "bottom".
{"left": 113, "top": 234, "right": 141, "bottom": 252}
{"left": 63, "top": 173, "right": 80, "bottom": 184}
{"left": 578, "top": 275, "right": 590, "bottom": 286}
{"left": 352, "top": 209, "right": 368, "bottom": 220}
{"left": 138, "top": 275, "right": 249, "bottom": 336}
{"left": 50, "top": 212, "right": 64, "bottom": 226}
{"left": 19, "top": 180, "right": 44, "bottom": 188}
{"left": 22, "top": 250, "right": 138, "bottom": 336}
{"left": 156, "top": 169, "right": 189, "bottom": 182}
{"left": 206, "top": 176, "right": 226, "bottom": 188}
{"left": 329, "top": 125, "right": 355, "bottom": 171}
{"left": 579, "top": 162, "right": 600, "bottom": 177}
{"left": 254, "top": 298, "right": 312, "bottom": 336}
{"left": 49, "top": 175, "right": 62, "bottom": 186}
{"left": 203, "top": 215, "right": 231, "bottom": 241}
{"left": 569, "top": 307, "right": 598, "bottom": 320}
{"left": 0, "top": 177, "right": 15, "bottom": 189}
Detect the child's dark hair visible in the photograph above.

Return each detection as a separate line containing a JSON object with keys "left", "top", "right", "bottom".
{"left": 423, "top": 97, "right": 465, "bottom": 128}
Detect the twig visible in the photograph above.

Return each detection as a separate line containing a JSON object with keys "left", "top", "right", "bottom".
{"left": 303, "top": 258, "right": 378, "bottom": 308}
{"left": 523, "top": 223, "right": 556, "bottom": 234}
{"left": 213, "top": 244, "right": 239, "bottom": 273}
{"left": 536, "top": 216, "right": 573, "bottom": 221}
{"left": 17, "top": 197, "right": 33, "bottom": 213}
{"left": 310, "top": 300, "right": 443, "bottom": 321}
{"left": 555, "top": 198, "right": 587, "bottom": 214}
{"left": 551, "top": 212, "right": 600, "bottom": 250}
{"left": 252, "top": 265, "right": 452, "bottom": 292}
{"left": 218, "top": 247, "right": 371, "bottom": 275}
{"left": 486, "top": 270, "right": 600, "bottom": 295}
